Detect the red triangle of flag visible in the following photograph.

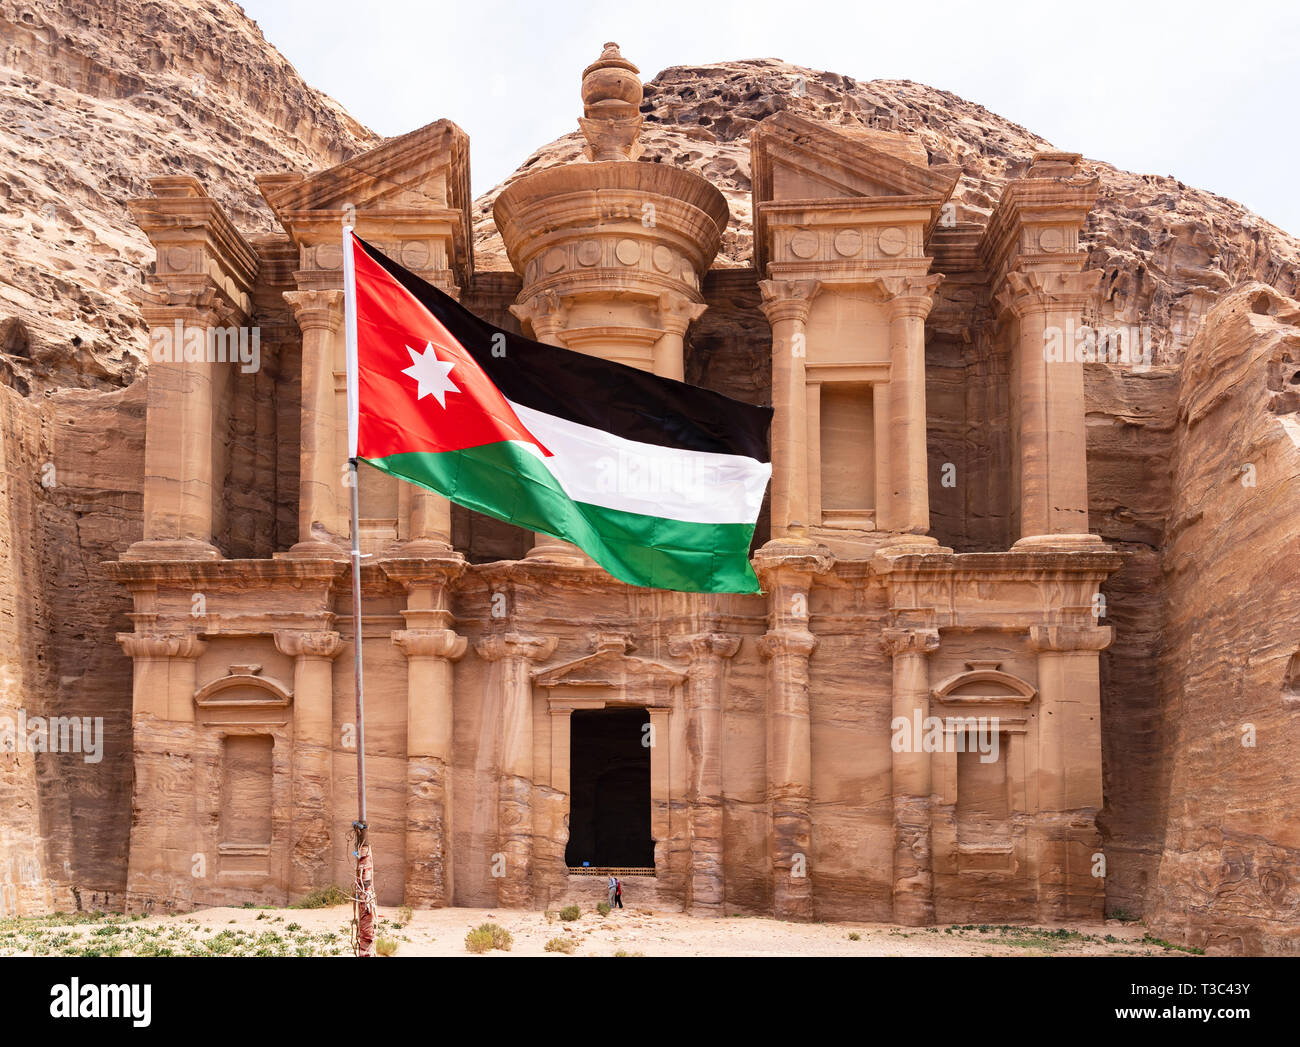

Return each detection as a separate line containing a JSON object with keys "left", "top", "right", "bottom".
{"left": 351, "top": 234, "right": 547, "bottom": 459}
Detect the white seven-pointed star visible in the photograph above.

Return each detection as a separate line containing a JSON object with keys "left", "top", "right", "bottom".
{"left": 401, "top": 341, "right": 460, "bottom": 407}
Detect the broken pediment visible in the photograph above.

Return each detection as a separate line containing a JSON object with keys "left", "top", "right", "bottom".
{"left": 752, "top": 111, "right": 959, "bottom": 206}
{"left": 533, "top": 633, "right": 685, "bottom": 695}
{"left": 750, "top": 111, "right": 959, "bottom": 273}
{"left": 256, "top": 117, "right": 473, "bottom": 286}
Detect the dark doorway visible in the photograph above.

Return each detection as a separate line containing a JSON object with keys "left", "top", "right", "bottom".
{"left": 565, "top": 707, "right": 654, "bottom": 869}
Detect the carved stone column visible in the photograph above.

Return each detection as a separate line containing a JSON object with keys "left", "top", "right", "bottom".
{"left": 654, "top": 291, "right": 708, "bottom": 382}
{"left": 882, "top": 276, "right": 942, "bottom": 535}
{"left": 760, "top": 280, "right": 821, "bottom": 539}
{"left": 273, "top": 629, "right": 343, "bottom": 899}
{"left": 392, "top": 628, "right": 466, "bottom": 906}
{"left": 997, "top": 271, "right": 1101, "bottom": 541}
{"left": 284, "top": 289, "right": 347, "bottom": 555}
{"left": 475, "top": 632, "right": 556, "bottom": 907}
{"left": 1028, "top": 621, "right": 1112, "bottom": 921}
{"left": 124, "top": 292, "right": 229, "bottom": 561}
{"left": 117, "top": 632, "right": 206, "bottom": 909}
{"left": 668, "top": 631, "right": 741, "bottom": 913}
{"left": 384, "top": 556, "right": 465, "bottom": 905}
{"left": 882, "top": 625, "right": 941, "bottom": 925}
{"left": 755, "top": 540, "right": 832, "bottom": 920}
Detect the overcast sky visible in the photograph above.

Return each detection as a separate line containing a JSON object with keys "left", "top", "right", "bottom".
{"left": 240, "top": 0, "right": 1300, "bottom": 235}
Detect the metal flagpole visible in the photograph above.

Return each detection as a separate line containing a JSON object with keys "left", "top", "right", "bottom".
{"left": 342, "top": 224, "right": 375, "bottom": 956}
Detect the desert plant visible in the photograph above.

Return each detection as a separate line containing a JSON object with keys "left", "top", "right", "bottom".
{"left": 375, "top": 936, "right": 399, "bottom": 956}
{"left": 465, "top": 922, "right": 513, "bottom": 953}
{"left": 559, "top": 905, "right": 581, "bottom": 922}
{"left": 848, "top": 932, "right": 861, "bottom": 941}
{"left": 596, "top": 902, "right": 611, "bottom": 917}
{"left": 613, "top": 949, "right": 643, "bottom": 957}
{"left": 397, "top": 906, "right": 413, "bottom": 925}
{"left": 544, "top": 936, "right": 576, "bottom": 954}
{"left": 290, "top": 885, "right": 351, "bottom": 909}
{"left": 465, "top": 927, "right": 494, "bottom": 954}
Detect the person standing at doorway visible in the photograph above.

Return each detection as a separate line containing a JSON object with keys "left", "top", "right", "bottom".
{"left": 614, "top": 877, "right": 624, "bottom": 909}
{"left": 607, "top": 874, "right": 617, "bottom": 907}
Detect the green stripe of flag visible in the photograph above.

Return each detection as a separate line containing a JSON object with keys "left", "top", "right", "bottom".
{"left": 362, "top": 442, "right": 761, "bottom": 593}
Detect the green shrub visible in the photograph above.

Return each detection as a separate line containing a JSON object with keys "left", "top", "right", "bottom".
{"left": 848, "top": 932, "right": 861, "bottom": 941}
{"left": 465, "top": 927, "right": 494, "bottom": 954}
{"left": 465, "top": 922, "right": 513, "bottom": 953}
{"left": 613, "top": 949, "right": 643, "bottom": 957}
{"left": 290, "top": 885, "right": 350, "bottom": 909}
{"left": 375, "top": 936, "right": 399, "bottom": 956}
{"left": 559, "top": 905, "right": 581, "bottom": 922}
{"left": 544, "top": 937, "right": 576, "bottom": 954}
{"left": 596, "top": 902, "right": 611, "bottom": 917}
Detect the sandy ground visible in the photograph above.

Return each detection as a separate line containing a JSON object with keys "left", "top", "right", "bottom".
{"left": 1, "top": 904, "right": 1196, "bottom": 957}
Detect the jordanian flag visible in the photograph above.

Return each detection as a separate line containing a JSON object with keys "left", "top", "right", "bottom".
{"left": 344, "top": 233, "right": 773, "bottom": 593}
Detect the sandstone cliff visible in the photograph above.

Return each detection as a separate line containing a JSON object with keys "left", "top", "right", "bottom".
{"left": 1147, "top": 284, "right": 1300, "bottom": 954}
{"left": 0, "top": 0, "right": 380, "bottom": 394}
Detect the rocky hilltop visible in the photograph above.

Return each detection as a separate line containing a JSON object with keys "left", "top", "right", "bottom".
{"left": 0, "top": 0, "right": 379, "bottom": 393}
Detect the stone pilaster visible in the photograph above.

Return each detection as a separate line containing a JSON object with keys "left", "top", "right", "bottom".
{"left": 881, "top": 276, "right": 942, "bottom": 535}
{"left": 117, "top": 632, "right": 206, "bottom": 910}
{"left": 125, "top": 290, "right": 230, "bottom": 562}
{"left": 273, "top": 629, "right": 343, "bottom": 899}
{"left": 996, "top": 270, "right": 1102, "bottom": 541}
{"left": 759, "top": 280, "right": 821, "bottom": 539}
{"left": 384, "top": 556, "right": 465, "bottom": 905}
{"left": 475, "top": 632, "right": 556, "bottom": 908}
{"left": 882, "top": 625, "right": 941, "bottom": 925}
{"left": 283, "top": 289, "right": 347, "bottom": 556}
{"left": 668, "top": 630, "right": 741, "bottom": 913}
{"left": 392, "top": 627, "right": 466, "bottom": 906}
{"left": 755, "top": 540, "right": 832, "bottom": 920}
{"left": 1028, "top": 621, "right": 1113, "bottom": 921}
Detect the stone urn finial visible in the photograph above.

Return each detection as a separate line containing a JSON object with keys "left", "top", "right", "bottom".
{"left": 579, "top": 41, "right": 644, "bottom": 162}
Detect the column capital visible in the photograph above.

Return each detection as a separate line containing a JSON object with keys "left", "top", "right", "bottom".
{"left": 758, "top": 279, "right": 821, "bottom": 325}
{"left": 392, "top": 628, "right": 467, "bottom": 661}
{"left": 475, "top": 632, "right": 557, "bottom": 663}
{"left": 510, "top": 289, "right": 568, "bottom": 344}
{"left": 753, "top": 540, "right": 834, "bottom": 588}
{"left": 880, "top": 627, "right": 941, "bottom": 658}
{"left": 1028, "top": 623, "right": 1113, "bottom": 653}
{"left": 284, "top": 289, "right": 345, "bottom": 333}
{"left": 993, "top": 268, "right": 1102, "bottom": 320}
{"left": 136, "top": 282, "right": 230, "bottom": 329}
{"left": 759, "top": 629, "right": 817, "bottom": 660}
{"left": 116, "top": 632, "right": 207, "bottom": 659}
{"left": 657, "top": 290, "right": 708, "bottom": 336}
{"left": 668, "top": 632, "right": 741, "bottom": 662}
{"left": 876, "top": 274, "right": 944, "bottom": 320}
{"left": 273, "top": 629, "right": 345, "bottom": 660}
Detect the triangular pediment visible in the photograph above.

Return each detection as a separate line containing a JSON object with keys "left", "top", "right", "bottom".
{"left": 258, "top": 118, "right": 470, "bottom": 218}
{"left": 751, "top": 111, "right": 959, "bottom": 205}
{"left": 533, "top": 648, "right": 685, "bottom": 690}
